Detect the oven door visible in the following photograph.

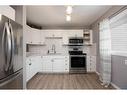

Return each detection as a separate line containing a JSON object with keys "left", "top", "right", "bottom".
{"left": 70, "top": 55, "right": 86, "bottom": 69}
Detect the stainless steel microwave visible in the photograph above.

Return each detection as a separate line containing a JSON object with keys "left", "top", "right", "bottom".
{"left": 69, "top": 37, "right": 84, "bottom": 46}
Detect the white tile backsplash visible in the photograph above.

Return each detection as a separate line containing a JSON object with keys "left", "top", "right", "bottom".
{"left": 28, "top": 39, "right": 96, "bottom": 56}
{"left": 28, "top": 39, "right": 69, "bottom": 55}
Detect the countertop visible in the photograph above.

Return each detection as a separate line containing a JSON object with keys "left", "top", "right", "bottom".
{"left": 26, "top": 52, "right": 69, "bottom": 57}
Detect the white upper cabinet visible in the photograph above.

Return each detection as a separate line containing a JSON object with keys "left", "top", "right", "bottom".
{"left": 25, "top": 26, "right": 45, "bottom": 45}
{"left": 30, "top": 28, "right": 41, "bottom": 44}
{"left": 25, "top": 28, "right": 83, "bottom": 45}
{"left": 67, "top": 30, "right": 83, "bottom": 37}
{"left": 0, "top": 6, "right": 15, "bottom": 21}
{"left": 40, "top": 32, "right": 45, "bottom": 44}
{"left": 44, "top": 30, "right": 62, "bottom": 38}
{"left": 25, "top": 26, "right": 32, "bottom": 44}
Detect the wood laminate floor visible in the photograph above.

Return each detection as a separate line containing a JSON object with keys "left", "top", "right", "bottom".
{"left": 27, "top": 73, "right": 114, "bottom": 89}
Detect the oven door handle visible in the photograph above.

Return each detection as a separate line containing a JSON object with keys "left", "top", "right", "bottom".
{"left": 70, "top": 55, "right": 86, "bottom": 57}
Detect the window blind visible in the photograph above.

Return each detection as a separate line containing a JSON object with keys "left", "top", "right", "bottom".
{"left": 110, "top": 8, "right": 127, "bottom": 52}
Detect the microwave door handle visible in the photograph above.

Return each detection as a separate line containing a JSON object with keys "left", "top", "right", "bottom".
{"left": 2, "top": 22, "right": 12, "bottom": 72}
{"left": 9, "top": 22, "right": 14, "bottom": 70}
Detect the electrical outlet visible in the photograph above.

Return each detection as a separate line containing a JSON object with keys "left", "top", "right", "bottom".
{"left": 124, "top": 60, "right": 127, "bottom": 65}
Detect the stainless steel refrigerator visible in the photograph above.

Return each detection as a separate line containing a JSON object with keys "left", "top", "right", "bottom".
{"left": 0, "top": 15, "right": 23, "bottom": 89}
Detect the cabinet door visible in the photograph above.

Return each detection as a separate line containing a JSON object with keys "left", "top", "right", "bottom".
{"left": 64, "top": 56, "right": 69, "bottom": 72}
{"left": 90, "top": 56, "right": 96, "bottom": 72}
{"left": 62, "top": 30, "right": 83, "bottom": 45}
{"left": 87, "top": 56, "right": 96, "bottom": 72}
{"left": 26, "top": 58, "right": 31, "bottom": 82}
{"left": 26, "top": 57, "right": 36, "bottom": 82}
{"left": 26, "top": 26, "right": 32, "bottom": 44}
{"left": 62, "top": 31, "right": 68, "bottom": 45}
{"left": 40, "top": 31, "right": 45, "bottom": 44}
{"left": 31, "top": 29, "right": 41, "bottom": 44}
{"left": 74, "top": 30, "right": 83, "bottom": 37}
{"left": 52, "top": 30, "right": 62, "bottom": 37}
{"left": 42, "top": 56, "right": 52, "bottom": 72}
{"left": 32, "top": 56, "right": 42, "bottom": 72}
{"left": 29, "top": 58, "right": 37, "bottom": 79}
{"left": 44, "top": 30, "right": 62, "bottom": 37}
{"left": 44, "top": 30, "right": 54, "bottom": 37}
{"left": 68, "top": 30, "right": 83, "bottom": 37}
{"left": 53, "top": 58, "right": 65, "bottom": 72}
{"left": 86, "top": 56, "right": 91, "bottom": 72}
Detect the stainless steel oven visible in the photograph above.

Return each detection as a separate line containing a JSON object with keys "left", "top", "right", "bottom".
{"left": 69, "top": 51, "right": 86, "bottom": 73}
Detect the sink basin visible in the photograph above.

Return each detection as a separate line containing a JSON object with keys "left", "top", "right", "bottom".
{"left": 47, "top": 53, "right": 62, "bottom": 55}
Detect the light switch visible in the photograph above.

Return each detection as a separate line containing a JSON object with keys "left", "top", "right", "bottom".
{"left": 124, "top": 60, "right": 127, "bottom": 65}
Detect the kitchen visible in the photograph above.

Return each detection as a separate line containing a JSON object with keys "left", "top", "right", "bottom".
{"left": 0, "top": 5, "right": 127, "bottom": 89}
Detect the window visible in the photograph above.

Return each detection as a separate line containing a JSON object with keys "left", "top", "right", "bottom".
{"left": 110, "top": 8, "right": 127, "bottom": 55}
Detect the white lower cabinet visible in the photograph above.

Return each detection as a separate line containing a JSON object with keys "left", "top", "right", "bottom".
{"left": 42, "top": 56, "right": 69, "bottom": 73}
{"left": 26, "top": 56, "right": 42, "bottom": 82}
{"left": 87, "top": 56, "right": 96, "bottom": 72}
{"left": 26, "top": 55, "right": 69, "bottom": 81}
{"left": 42, "top": 56, "right": 53, "bottom": 72}
{"left": 53, "top": 58, "right": 65, "bottom": 72}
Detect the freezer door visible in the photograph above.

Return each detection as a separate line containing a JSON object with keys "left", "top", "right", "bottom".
{"left": 0, "top": 15, "right": 14, "bottom": 80}
{"left": 9, "top": 19, "right": 23, "bottom": 72}
{"left": 0, "top": 69, "right": 23, "bottom": 89}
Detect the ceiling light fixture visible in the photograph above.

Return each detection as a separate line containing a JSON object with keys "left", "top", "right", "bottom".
{"left": 66, "top": 6, "right": 73, "bottom": 22}
{"left": 66, "top": 6, "right": 72, "bottom": 14}
{"left": 66, "top": 15, "right": 71, "bottom": 21}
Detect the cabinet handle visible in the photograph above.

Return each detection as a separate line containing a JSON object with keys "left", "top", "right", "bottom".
{"left": 51, "top": 59, "right": 54, "bottom": 62}
{"left": 29, "top": 63, "right": 32, "bottom": 65}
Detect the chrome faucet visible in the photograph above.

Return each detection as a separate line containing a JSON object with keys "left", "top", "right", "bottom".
{"left": 52, "top": 44, "right": 56, "bottom": 53}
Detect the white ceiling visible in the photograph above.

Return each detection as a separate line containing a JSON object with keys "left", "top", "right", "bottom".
{"left": 26, "top": 6, "right": 112, "bottom": 28}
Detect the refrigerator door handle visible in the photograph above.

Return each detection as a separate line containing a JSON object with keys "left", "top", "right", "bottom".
{"left": 2, "top": 22, "right": 12, "bottom": 72}
{"left": 9, "top": 22, "right": 14, "bottom": 70}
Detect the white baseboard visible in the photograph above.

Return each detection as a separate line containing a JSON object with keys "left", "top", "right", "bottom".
{"left": 111, "top": 82, "right": 121, "bottom": 89}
